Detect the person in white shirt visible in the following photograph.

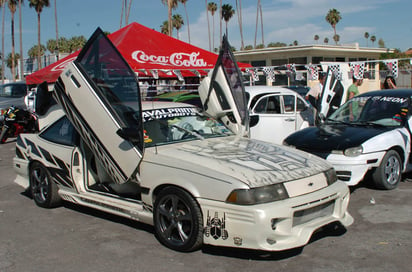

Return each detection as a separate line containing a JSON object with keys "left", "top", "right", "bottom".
{"left": 305, "top": 73, "right": 325, "bottom": 110}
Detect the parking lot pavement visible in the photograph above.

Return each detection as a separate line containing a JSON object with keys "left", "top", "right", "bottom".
{"left": 1, "top": 140, "right": 411, "bottom": 272}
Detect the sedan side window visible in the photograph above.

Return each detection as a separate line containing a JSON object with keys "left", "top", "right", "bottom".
{"left": 283, "top": 95, "right": 295, "bottom": 113}
{"left": 254, "top": 96, "right": 281, "bottom": 114}
{"left": 40, "top": 116, "right": 79, "bottom": 146}
{"left": 296, "top": 97, "right": 307, "bottom": 111}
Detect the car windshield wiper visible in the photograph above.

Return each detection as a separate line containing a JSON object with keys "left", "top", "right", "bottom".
{"left": 325, "top": 118, "right": 350, "bottom": 125}
{"left": 171, "top": 124, "right": 205, "bottom": 140}
{"left": 353, "top": 121, "right": 386, "bottom": 128}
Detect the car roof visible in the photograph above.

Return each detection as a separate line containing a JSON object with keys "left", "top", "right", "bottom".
{"left": 358, "top": 89, "right": 412, "bottom": 98}
{"left": 245, "top": 85, "right": 301, "bottom": 97}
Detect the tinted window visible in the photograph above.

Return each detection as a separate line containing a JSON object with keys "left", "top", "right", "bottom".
{"left": 40, "top": 116, "right": 78, "bottom": 146}
{"left": 0, "top": 83, "right": 27, "bottom": 97}
{"left": 283, "top": 95, "right": 295, "bottom": 112}
{"left": 254, "top": 96, "right": 281, "bottom": 114}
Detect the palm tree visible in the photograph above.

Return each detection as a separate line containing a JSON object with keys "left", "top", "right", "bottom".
{"left": 219, "top": 0, "right": 222, "bottom": 41}
{"left": 370, "top": 35, "right": 376, "bottom": 47}
{"left": 160, "top": 20, "right": 169, "bottom": 35}
{"left": 161, "top": 0, "right": 178, "bottom": 37}
{"left": 221, "top": 4, "right": 234, "bottom": 37}
{"left": 68, "top": 35, "right": 86, "bottom": 52}
{"left": 178, "top": 0, "right": 190, "bottom": 43}
{"left": 8, "top": 0, "right": 18, "bottom": 81}
{"left": 333, "top": 34, "right": 340, "bottom": 45}
{"left": 1, "top": 0, "right": 6, "bottom": 83}
{"left": 205, "top": 0, "right": 211, "bottom": 51}
{"left": 325, "top": 8, "right": 341, "bottom": 45}
{"left": 324, "top": 37, "right": 329, "bottom": 44}
{"left": 172, "top": 14, "right": 184, "bottom": 39}
{"left": 378, "top": 38, "right": 385, "bottom": 48}
{"left": 6, "top": 52, "right": 19, "bottom": 77}
{"left": 54, "top": 0, "right": 58, "bottom": 60}
{"left": 18, "top": 0, "right": 23, "bottom": 80}
{"left": 29, "top": 0, "right": 50, "bottom": 70}
{"left": 364, "top": 32, "right": 369, "bottom": 47}
{"left": 254, "top": 0, "right": 263, "bottom": 48}
{"left": 207, "top": 2, "right": 217, "bottom": 51}
{"left": 314, "top": 34, "right": 319, "bottom": 44}
{"left": 235, "top": 0, "right": 244, "bottom": 50}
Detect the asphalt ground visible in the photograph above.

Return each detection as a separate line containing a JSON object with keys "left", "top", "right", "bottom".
{"left": 1, "top": 139, "right": 411, "bottom": 272}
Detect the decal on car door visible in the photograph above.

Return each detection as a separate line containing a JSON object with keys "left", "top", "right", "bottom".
{"left": 53, "top": 28, "right": 143, "bottom": 184}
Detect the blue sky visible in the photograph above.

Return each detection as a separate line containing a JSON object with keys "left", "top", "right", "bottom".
{"left": 2, "top": 0, "right": 411, "bottom": 61}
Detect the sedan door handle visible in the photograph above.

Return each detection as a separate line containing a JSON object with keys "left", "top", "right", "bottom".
{"left": 285, "top": 118, "right": 295, "bottom": 122}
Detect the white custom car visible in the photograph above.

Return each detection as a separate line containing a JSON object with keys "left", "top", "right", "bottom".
{"left": 13, "top": 29, "right": 352, "bottom": 252}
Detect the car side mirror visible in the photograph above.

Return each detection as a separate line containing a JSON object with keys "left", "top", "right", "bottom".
{"left": 249, "top": 115, "right": 259, "bottom": 128}
{"left": 116, "top": 127, "right": 142, "bottom": 145}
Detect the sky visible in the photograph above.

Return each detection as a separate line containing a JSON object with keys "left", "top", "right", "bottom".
{"left": 1, "top": 0, "right": 412, "bottom": 64}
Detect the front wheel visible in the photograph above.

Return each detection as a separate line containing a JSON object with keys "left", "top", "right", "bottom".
{"left": 29, "top": 162, "right": 62, "bottom": 208}
{"left": 372, "top": 150, "right": 402, "bottom": 190}
{"left": 153, "top": 187, "right": 203, "bottom": 252}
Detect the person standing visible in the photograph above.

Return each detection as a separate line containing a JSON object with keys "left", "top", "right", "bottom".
{"left": 305, "top": 73, "right": 325, "bottom": 110}
{"left": 347, "top": 77, "right": 363, "bottom": 120}
{"left": 383, "top": 76, "right": 397, "bottom": 89}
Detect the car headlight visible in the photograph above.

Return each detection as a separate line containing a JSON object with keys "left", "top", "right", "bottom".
{"left": 344, "top": 146, "right": 363, "bottom": 157}
{"left": 226, "top": 183, "right": 289, "bottom": 205}
{"left": 324, "top": 168, "right": 337, "bottom": 185}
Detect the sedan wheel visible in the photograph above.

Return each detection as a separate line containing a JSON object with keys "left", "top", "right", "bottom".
{"left": 154, "top": 187, "right": 203, "bottom": 252}
{"left": 29, "top": 162, "right": 62, "bottom": 208}
{"left": 372, "top": 150, "right": 401, "bottom": 190}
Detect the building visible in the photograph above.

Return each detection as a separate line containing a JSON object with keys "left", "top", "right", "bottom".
{"left": 234, "top": 44, "right": 395, "bottom": 92}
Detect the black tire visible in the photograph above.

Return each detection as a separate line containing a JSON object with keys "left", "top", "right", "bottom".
{"left": 0, "top": 126, "right": 8, "bottom": 144}
{"left": 153, "top": 187, "right": 203, "bottom": 252}
{"left": 372, "top": 150, "right": 402, "bottom": 190}
{"left": 29, "top": 162, "right": 62, "bottom": 208}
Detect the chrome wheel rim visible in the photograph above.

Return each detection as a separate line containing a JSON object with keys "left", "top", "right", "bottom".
{"left": 384, "top": 155, "right": 401, "bottom": 185}
{"left": 31, "top": 167, "right": 49, "bottom": 204}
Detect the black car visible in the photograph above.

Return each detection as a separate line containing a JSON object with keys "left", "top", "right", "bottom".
{"left": 284, "top": 89, "right": 412, "bottom": 190}
{"left": 0, "top": 82, "right": 28, "bottom": 110}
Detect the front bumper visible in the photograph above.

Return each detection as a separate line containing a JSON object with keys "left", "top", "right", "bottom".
{"left": 327, "top": 151, "right": 386, "bottom": 186}
{"left": 198, "top": 181, "right": 353, "bottom": 251}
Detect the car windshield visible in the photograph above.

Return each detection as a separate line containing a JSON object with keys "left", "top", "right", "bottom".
{"left": 328, "top": 95, "right": 409, "bottom": 127}
{"left": 143, "top": 106, "right": 233, "bottom": 147}
{"left": 0, "top": 83, "right": 27, "bottom": 98}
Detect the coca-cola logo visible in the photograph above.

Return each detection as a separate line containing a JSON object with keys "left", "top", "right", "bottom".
{"left": 51, "top": 57, "right": 77, "bottom": 71}
{"left": 131, "top": 50, "right": 209, "bottom": 67}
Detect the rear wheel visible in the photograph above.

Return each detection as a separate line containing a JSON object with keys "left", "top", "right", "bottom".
{"left": 153, "top": 187, "right": 203, "bottom": 252}
{"left": 29, "top": 162, "right": 62, "bottom": 208}
{"left": 372, "top": 150, "right": 401, "bottom": 190}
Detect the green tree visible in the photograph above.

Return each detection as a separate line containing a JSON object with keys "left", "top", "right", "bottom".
{"left": 244, "top": 45, "right": 253, "bottom": 50}
{"left": 8, "top": 0, "right": 18, "bottom": 81}
{"left": 207, "top": 2, "right": 217, "bottom": 51}
{"left": 370, "top": 35, "right": 376, "bottom": 46}
{"left": 6, "top": 52, "right": 19, "bottom": 78}
{"left": 172, "top": 14, "right": 184, "bottom": 39}
{"left": 293, "top": 40, "right": 298, "bottom": 46}
{"left": 364, "top": 32, "right": 369, "bottom": 47}
{"left": 27, "top": 44, "right": 45, "bottom": 59}
{"left": 178, "top": 0, "right": 190, "bottom": 43}
{"left": 161, "top": 0, "right": 178, "bottom": 37}
{"left": 29, "top": 0, "right": 50, "bottom": 70}
{"left": 255, "top": 43, "right": 264, "bottom": 49}
{"left": 267, "top": 42, "right": 286, "bottom": 48}
{"left": 325, "top": 8, "right": 341, "bottom": 45}
{"left": 221, "top": 3, "right": 234, "bottom": 37}
{"left": 314, "top": 34, "right": 319, "bottom": 44}
{"left": 68, "top": 35, "right": 86, "bottom": 52}
{"left": 333, "top": 34, "right": 340, "bottom": 44}
{"left": 378, "top": 38, "right": 385, "bottom": 48}
{"left": 324, "top": 37, "right": 329, "bottom": 44}
{"left": 160, "top": 20, "right": 169, "bottom": 35}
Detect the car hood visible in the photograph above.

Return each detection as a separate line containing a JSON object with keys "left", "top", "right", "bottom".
{"left": 285, "top": 123, "right": 393, "bottom": 152}
{"left": 146, "top": 136, "right": 332, "bottom": 188}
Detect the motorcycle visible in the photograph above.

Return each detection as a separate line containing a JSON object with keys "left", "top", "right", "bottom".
{"left": 0, "top": 106, "right": 37, "bottom": 144}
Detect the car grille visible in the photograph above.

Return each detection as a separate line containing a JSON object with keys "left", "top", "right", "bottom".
{"left": 293, "top": 200, "right": 335, "bottom": 227}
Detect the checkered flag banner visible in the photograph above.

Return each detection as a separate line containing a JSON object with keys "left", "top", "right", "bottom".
{"left": 246, "top": 68, "right": 259, "bottom": 82}
{"left": 286, "top": 64, "right": 296, "bottom": 74}
{"left": 150, "top": 69, "right": 159, "bottom": 79}
{"left": 262, "top": 66, "right": 276, "bottom": 81}
{"left": 349, "top": 62, "right": 365, "bottom": 79}
{"left": 328, "top": 64, "right": 342, "bottom": 80}
{"left": 305, "top": 64, "right": 318, "bottom": 80}
{"left": 383, "top": 59, "right": 398, "bottom": 78}
{"left": 295, "top": 71, "right": 305, "bottom": 81}
{"left": 173, "top": 70, "right": 184, "bottom": 81}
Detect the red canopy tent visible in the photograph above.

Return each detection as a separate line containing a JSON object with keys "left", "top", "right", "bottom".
{"left": 26, "top": 22, "right": 250, "bottom": 85}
